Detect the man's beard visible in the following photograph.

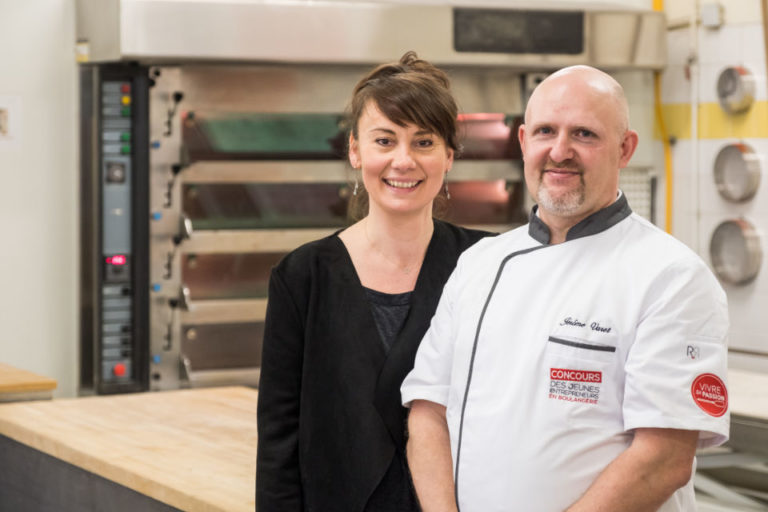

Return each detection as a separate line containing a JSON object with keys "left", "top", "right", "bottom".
{"left": 536, "top": 172, "right": 586, "bottom": 215}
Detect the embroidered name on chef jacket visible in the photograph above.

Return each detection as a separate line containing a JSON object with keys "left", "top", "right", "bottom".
{"left": 546, "top": 316, "right": 615, "bottom": 405}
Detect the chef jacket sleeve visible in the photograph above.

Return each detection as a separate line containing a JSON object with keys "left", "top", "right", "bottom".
{"left": 623, "top": 257, "right": 730, "bottom": 448}
{"left": 256, "top": 268, "right": 304, "bottom": 511}
{"left": 400, "top": 256, "right": 464, "bottom": 408}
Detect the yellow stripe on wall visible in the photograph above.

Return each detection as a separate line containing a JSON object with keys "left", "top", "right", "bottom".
{"left": 656, "top": 101, "right": 768, "bottom": 140}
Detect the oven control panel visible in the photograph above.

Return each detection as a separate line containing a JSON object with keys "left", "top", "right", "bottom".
{"left": 100, "top": 80, "right": 135, "bottom": 385}
{"left": 80, "top": 66, "right": 149, "bottom": 394}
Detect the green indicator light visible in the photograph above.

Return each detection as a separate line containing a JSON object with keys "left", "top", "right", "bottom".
{"left": 121, "top": 144, "right": 131, "bottom": 155}
{"left": 121, "top": 106, "right": 131, "bottom": 117}
{"left": 120, "top": 132, "right": 131, "bottom": 142}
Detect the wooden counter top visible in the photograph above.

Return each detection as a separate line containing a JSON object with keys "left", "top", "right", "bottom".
{"left": 0, "top": 386, "right": 256, "bottom": 512}
{"left": 0, "top": 370, "right": 761, "bottom": 511}
{"left": 728, "top": 368, "right": 768, "bottom": 422}
{"left": 0, "top": 363, "right": 57, "bottom": 400}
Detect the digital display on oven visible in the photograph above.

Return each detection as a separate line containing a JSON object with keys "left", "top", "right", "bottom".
{"left": 453, "top": 8, "right": 584, "bottom": 55}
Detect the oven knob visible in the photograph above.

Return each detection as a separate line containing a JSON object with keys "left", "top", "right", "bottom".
{"left": 113, "top": 363, "right": 126, "bottom": 377}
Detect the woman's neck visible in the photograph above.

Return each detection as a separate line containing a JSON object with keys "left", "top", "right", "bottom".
{"left": 363, "top": 208, "right": 434, "bottom": 260}
{"left": 338, "top": 206, "right": 435, "bottom": 293}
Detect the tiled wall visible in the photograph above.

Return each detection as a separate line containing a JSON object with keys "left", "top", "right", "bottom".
{"left": 660, "top": 1, "right": 768, "bottom": 368}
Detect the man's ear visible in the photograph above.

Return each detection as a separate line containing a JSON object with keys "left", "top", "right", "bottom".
{"left": 518, "top": 124, "right": 527, "bottom": 160}
{"left": 618, "top": 130, "right": 639, "bottom": 168}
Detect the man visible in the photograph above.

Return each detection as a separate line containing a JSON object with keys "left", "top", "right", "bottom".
{"left": 401, "top": 66, "right": 729, "bottom": 512}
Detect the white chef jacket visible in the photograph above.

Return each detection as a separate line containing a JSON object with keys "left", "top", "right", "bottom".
{"left": 401, "top": 195, "right": 729, "bottom": 512}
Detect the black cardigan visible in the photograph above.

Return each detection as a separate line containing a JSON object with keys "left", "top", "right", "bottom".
{"left": 256, "top": 220, "right": 489, "bottom": 512}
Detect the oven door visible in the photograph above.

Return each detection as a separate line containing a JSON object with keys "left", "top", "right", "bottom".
{"left": 149, "top": 65, "right": 526, "bottom": 390}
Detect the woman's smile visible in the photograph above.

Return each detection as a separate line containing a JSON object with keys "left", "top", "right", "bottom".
{"left": 384, "top": 178, "right": 422, "bottom": 189}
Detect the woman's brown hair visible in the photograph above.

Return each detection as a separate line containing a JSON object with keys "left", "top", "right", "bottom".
{"left": 345, "top": 51, "right": 458, "bottom": 221}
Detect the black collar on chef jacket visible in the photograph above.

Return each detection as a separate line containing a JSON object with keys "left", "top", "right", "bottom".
{"left": 528, "top": 191, "right": 632, "bottom": 245}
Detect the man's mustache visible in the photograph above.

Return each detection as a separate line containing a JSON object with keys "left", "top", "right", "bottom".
{"left": 542, "top": 160, "right": 582, "bottom": 173}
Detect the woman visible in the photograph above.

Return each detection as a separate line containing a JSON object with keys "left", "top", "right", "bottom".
{"left": 256, "top": 51, "right": 489, "bottom": 511}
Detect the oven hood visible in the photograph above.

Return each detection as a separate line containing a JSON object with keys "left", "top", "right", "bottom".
{"left": 75, "top": 0, "right": 666, "bottom": 69}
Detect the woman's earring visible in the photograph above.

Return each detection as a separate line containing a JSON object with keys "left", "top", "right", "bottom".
{"left": 444, "top": 171, "right": 450, "bottom": 200}
{"left": 353, "top": 178, "right": 359, "bottom": 196}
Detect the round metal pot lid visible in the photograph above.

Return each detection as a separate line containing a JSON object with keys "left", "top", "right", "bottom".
{"left": 709, "top": 218, "right": 763, "bottom": 285}
{"left": 713, "top": 143, "right": 761, "bottom": 202}
{"left": 716, "top": 66, "right": 756, "bottom": 114}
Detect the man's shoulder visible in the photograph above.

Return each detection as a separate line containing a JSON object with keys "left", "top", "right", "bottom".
{"left": 458, "top": 223, "right": 534, "bottom": 263}
{"left": 470, "top": 223, "right": 531, "bottom": 247}
{"left": 619, "top": 214, "right": 722, "bottom": 289}
{"left": 622, "top": 214, "right": 704, "bottom": 262}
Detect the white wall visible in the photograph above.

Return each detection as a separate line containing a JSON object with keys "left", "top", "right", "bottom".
{"left": 666, "top": 0, "right": 761, "bottom": 23}
{"left": 0, "top": 0, "right": 79, "bottom": 397}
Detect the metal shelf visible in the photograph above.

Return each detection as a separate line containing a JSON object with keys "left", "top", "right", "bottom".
{"left": 180, "top": 298, "right": 267, "bottom": 325}
{"left": 182, "top": 228, "right": 337, "bottom": 254}
{"left": 182, "top": 160, "right": 522, "bottom": 184}
{"left": 185, "top": 366, "right": 260, "bottom": 388}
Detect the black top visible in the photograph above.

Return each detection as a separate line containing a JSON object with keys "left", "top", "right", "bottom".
{"left": 364, "top": 287, "right": 413, "bottom": 352}
{"left": 256, "top": 220, "right": 490, "bottom": 512}
{"left": 363, "top": 289, "right": 416, "bottom": 510}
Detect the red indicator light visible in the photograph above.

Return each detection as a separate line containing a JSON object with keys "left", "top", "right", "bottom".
{"left": 121, "top": 84, "right": 131, "bottom": 94}
{"left": 106, "top": 255, "right": 127, "bottom": 265}
{"left": 113, "top": 363, "right": 126, "bottom": 377}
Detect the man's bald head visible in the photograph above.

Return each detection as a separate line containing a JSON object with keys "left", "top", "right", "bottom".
{"left": 525, "top": 65, "right": 630, "bottom": 136}
{"left": 517, "top": 64, "right": 639, "bottom": 242}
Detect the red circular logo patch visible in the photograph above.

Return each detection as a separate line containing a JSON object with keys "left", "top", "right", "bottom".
{"left": 691, "top": 373, "right": 728, "bottom": 417}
